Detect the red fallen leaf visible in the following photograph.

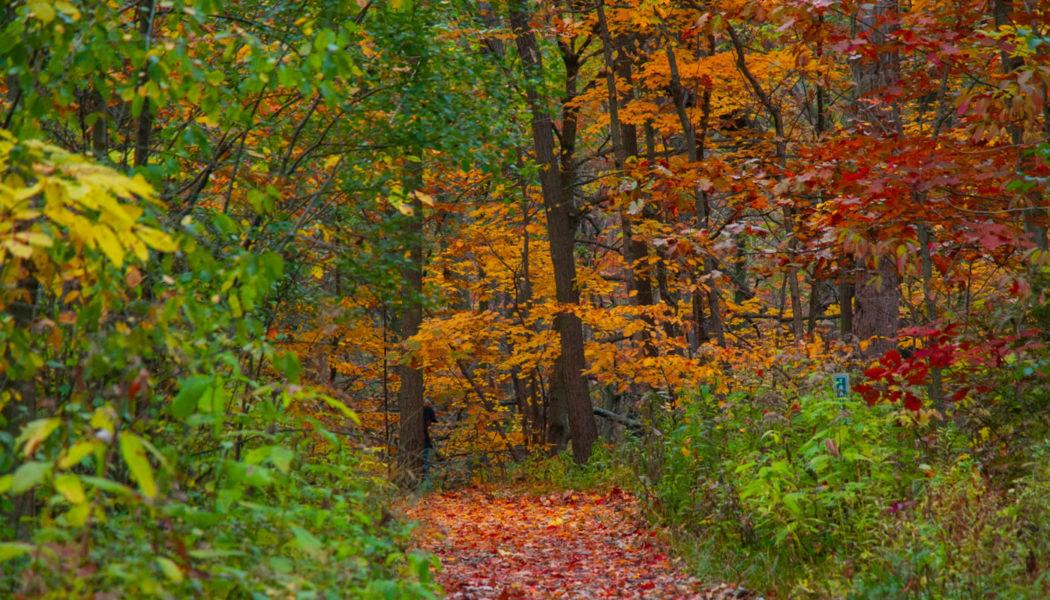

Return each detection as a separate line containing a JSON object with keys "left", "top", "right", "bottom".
{"left": 399, "top": 486, "right": 719, "bottom": 599}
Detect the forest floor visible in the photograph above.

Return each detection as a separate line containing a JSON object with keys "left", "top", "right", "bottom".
{"left": 400, "top": 485, "right": 760, "bottom": 599}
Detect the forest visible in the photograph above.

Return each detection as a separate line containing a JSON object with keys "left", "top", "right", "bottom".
{"left": 2, "top": 0, "right": 1050, "bottom": 597}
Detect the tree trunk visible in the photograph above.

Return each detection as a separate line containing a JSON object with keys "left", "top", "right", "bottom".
{"left": 854, "top": 258, "right": 900, "bottom": 356}
{"left": 664, "top": 43, "right": 725, "bottom": 347}
{"left": 133, "top": 0, "right": 157, "bottom": 168}
{"left": 850, "top": 0, "right": 902, "bottom": 356}
{"left": 397, "top": 159, "right": 425, "bottom": 484}
{"left": 510, "top": 7, "right": 597, "bottom": 465}
{"left": 2, "top": 276, "right": 39, "bottom": 538}
{"left": 726, "top": 23, "right": 803, "bottom": 342}
{"left": 993, "top": 0, "right": 1048, "bottom": 250}
{"left": 596, "top": 0, "right": 654, "bottom": 354}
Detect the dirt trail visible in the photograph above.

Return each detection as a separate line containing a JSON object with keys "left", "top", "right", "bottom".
{"left": 401, "top": 486, "right": 759, "bottom": 599}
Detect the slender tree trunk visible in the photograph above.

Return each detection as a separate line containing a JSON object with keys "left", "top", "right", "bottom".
{"left": 726, "top": 23, "right": 803, "bottom": 342}
{"left": 2, "top": 275, "right": 39, "bottom": 538}
{"left": 596, "top": 0, "right": 655, "bottom": 354}
{"left": 511, "top": 6, "right": 596, "bottom": 465}
{"left": 839, "top": 276, "right": 854, "bottom": 338}
{"left": 90, "top": 89, "right": 108, "bottom": 158}
{"left": 993, "top": 0, "right": 1048, "bottom": 250}
{"left": 134, "top": 0, "right": 157, "bottom": 168}
{"left": 664, "top": 43, "right": 725, "bottom": 347}
{"left": 397, "top": 159, "right": 425, "bottom": 483}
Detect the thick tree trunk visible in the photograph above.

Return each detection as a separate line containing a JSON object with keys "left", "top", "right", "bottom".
{"left": 397, "top": 160, "right": 425, "bottom": 484}
{"left": 853, "top": 259, "right": 900, "bottom": 356}
{"left": 850, "top": 0, "right": 902, "bottom": 356}
{"left": 510, "top": 7, "right": 596, "bottom": 465}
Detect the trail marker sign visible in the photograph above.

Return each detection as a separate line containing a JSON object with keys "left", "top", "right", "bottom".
{"left": 833, "top": 373, "right": 850, "bottom": 398}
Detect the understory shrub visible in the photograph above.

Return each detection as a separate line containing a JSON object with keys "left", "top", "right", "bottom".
{"left": 0, "top": 136, "right": 438, "bottom": 598}
{"left": 632, "top": 380, "right": 1050, "bottom": 599}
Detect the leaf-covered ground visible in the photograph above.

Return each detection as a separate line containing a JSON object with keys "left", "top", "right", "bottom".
{"left": 401, "top": 486, "right": 757, "bottom": 599}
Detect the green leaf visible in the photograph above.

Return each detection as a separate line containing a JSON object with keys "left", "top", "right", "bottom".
{"left": 172, "top": 375, "right": 211, "bottom": 420}
{"left": 80, "top": 476, "right": 134, "bottom": 497}
{"left": 0, "top": 543, "right": 34, "bottom": 562}
{"left": 156, "top": 556, "right": 184, "bottom": 583}
{"left": 244, "top": 445, "right": 272, "bottom": 465}
{"left": 319, "top": 396, "right": 360, "bottom": 424}
{"left": 288, "top": 525, "right": 324, "bottom": 559}
{"left": 188, "top": 548, "right": 245, "bottom": 560}
{"left": 10, "top": 461, "right": 51, "bottom": 494}
{"left": 119, "top": 433, "right": 156, "bottom": 498}
{"left": 276, "top": 351, "right": 301, "bottom": 383}
{"left": 199, "top": 379, "right": 225, "bottom": 413}
{"left": 270, "top": 446, "right": 294, "bottom": 474}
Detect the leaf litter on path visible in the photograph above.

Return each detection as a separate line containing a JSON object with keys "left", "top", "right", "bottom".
{"left": 401, "top": 486, "right": 760, "bottom": 599}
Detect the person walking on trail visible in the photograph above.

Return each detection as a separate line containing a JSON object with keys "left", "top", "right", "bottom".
{"left": 422, "top": 400, "right": 438, "bottom": 484}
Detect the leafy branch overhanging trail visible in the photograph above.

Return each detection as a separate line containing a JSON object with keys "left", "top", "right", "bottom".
{"left": 401, "top": 486, "right": 758, "bottom": 600}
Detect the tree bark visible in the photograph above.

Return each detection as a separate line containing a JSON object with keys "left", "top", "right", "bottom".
{"left": 510, "top": 5, "right": 597, "bottom": 465}
{"left": 397, "top": 159, "right": 425, "bottom": 484}
{"left": 850, "top": 0, "right": 902, "bottom": 356}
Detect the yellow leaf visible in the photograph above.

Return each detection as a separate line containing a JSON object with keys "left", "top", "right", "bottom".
{"left": 137, "top": 227, "right": 178, "bottom": 253}
{"left": 16, "top": 418, "right": 61, "bottom": 458}
{"left": 92, "top": 224, "right": 124, "bottom": 266}
{"left": 119, "top": 433, "right": 156, "bottom": 498}
{"left": 65, "top": 504, "right": 91, "bottom": 527}
{"left": 55, "top": 1, "right": 81, "bottom": 20}
{"left": 229, "top": 293, "right": 242, "bottom": 318}
{"left": 311, "top": 264, "right": 324, "bottom": 280}
{"left": 60, "top": 441, "right": 101, "bottom": 469}
{"left": 90, "top": 406, "right": 115, "bottom": 436}
{"left": 15, "top": 231, "right": 53, "bottom": 247}
{"left": 128, "top": 237, "right": 149, "bottom": 262}
{"left": 54, "top": 474, "right": 87, "bottom": 504}
{"left": 27, "top": 0, "right": 56, "bottom": 23}
{"left": 3, "top": 241, "right": 33, "bottom": 259}
{"left": 412, "top": 190, "right": 435, "bottom": 207}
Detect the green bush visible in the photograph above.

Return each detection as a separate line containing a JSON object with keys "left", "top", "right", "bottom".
{"left": 632, "top": 382, "right": 1050, "bottom": 598}
{"left": 0, "top": 136, "right": 439, "bottom": 598}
